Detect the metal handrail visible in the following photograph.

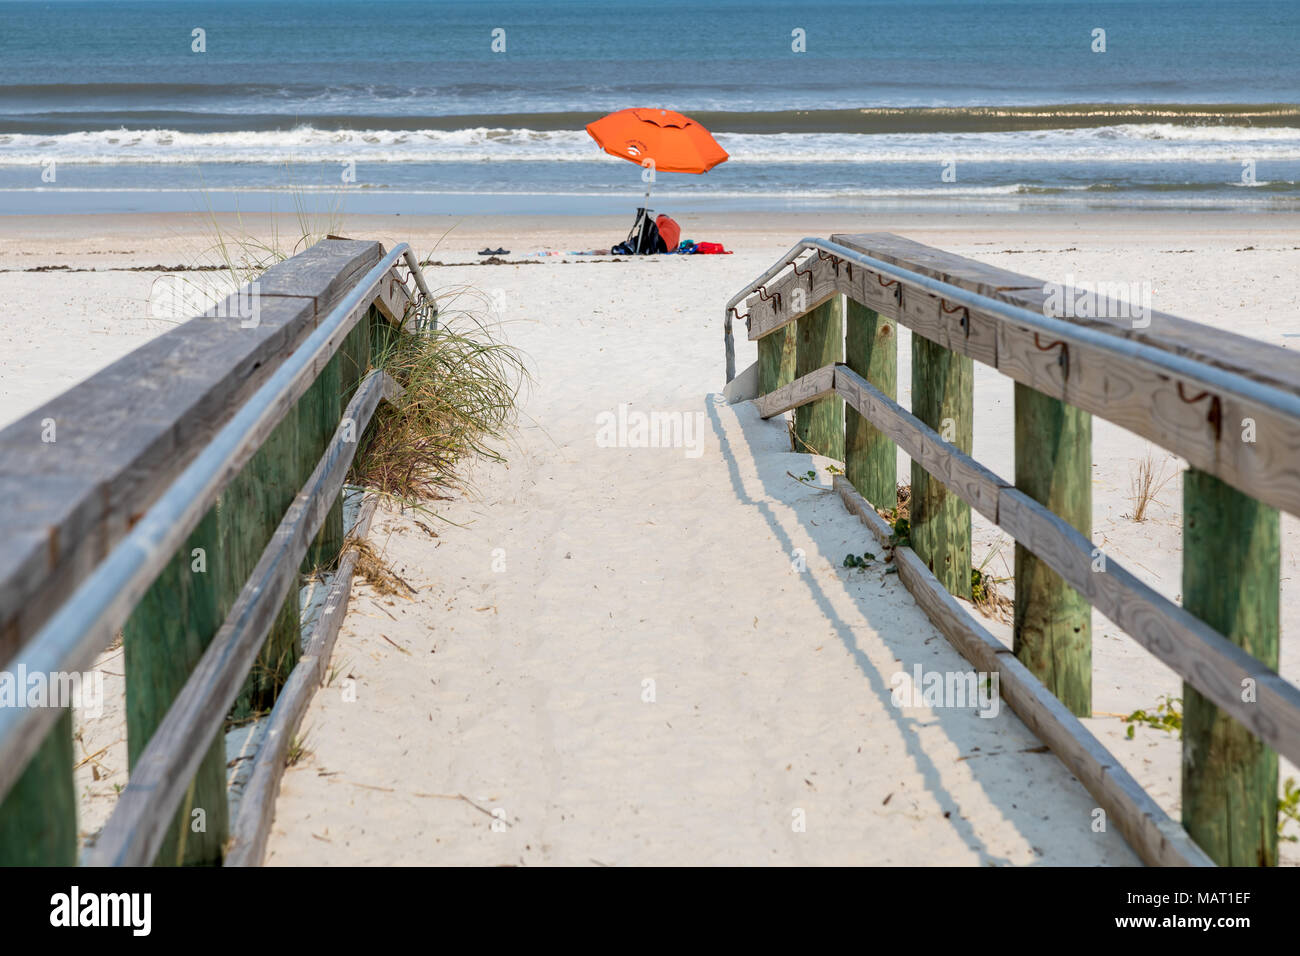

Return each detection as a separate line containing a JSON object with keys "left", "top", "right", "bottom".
{"left": 722, "top": 239, "right": 1300, "bottom": 432}
{"left": 0, "top": 243, "right": 436, "bottom": 803}
{"left": 401, "top": 246, "right": 438, "bottom": 330}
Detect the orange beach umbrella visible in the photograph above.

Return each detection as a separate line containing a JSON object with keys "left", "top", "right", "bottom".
{"left": 586, "top": 108, "right": 729, "bottom": 175}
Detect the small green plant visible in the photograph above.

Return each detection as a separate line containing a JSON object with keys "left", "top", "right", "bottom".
{"left": 887, "top": 516, "right": 911, "bottom": 549}
{"left": 286, "top": 733, "right": 312, "bottom": 768}
{"left": 843, "top": 551, "right": 876, "bottom": 569}
{"left": 1280, "top": 777, "right": 1299, "bottom": 842}
{"left": 1124, "top": 695, "right": 1183, "bottom": 739}
{"left": 326, "top": 657, "right": 352, "bottom": 688}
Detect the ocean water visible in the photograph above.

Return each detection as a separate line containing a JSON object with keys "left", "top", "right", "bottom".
{"left": 0, "top": 0, "right": 1297, "bottom": 214}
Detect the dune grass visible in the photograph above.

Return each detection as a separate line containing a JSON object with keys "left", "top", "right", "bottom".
{"left": 349, "top": 285, "right": 529, "bottom": 508}
{"left": 1128, "top": 448, "right": 1176, "bottom": 522}
{"left": 181, "top": 196, "right": 529, "bottom": 514}
{"left": 148, "top": 188, "right": 346, "bottom": 323}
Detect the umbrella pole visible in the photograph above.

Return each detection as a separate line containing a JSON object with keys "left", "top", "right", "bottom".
{"left": 636, "top": 179, "right": 653, "bottom": 255}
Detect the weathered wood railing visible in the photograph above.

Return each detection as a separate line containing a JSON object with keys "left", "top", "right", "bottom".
{"left": 725, "top": 233, "right": 1300, "bottom": 867}
{"left": 0, "top": 238, "right": 435, "bottom": 865}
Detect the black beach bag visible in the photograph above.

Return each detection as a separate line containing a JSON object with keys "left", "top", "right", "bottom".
{"left": 612, "top": 207, "right": 666, "bottom": 255}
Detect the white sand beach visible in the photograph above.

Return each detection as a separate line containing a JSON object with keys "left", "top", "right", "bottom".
{"left": 1, "top": 210, "right": 1297, "bottom": 864}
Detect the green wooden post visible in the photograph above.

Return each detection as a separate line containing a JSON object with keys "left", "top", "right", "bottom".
{"left": 844, "top": 299, "right": 896, "bottom": 509}
{"left": 781, "top": 322, "right": 796, "bottom": 391}
{"left": 228, "top": 405, "right": 302, "bottom": 722}
{"left": 335, "top": 312, "right": 372, "bottom": 526}
{"left": 757, "top": 325, "right": 795, "bottom": 397}
{"left": 371, "top": 304, "right": 401, "bottom": 368}
{"left": 340, "top": 308, "right": 374, "bottom": 405}
{"left": 794, "top": 297, "right": 843, "bottom": 459}
{"left": 123, "top": 507, "right": 230, "bottom": 865}
{"left": 910, "top": 334, "right": 972, "bottom": 597}
{"left": 0, "top": 713, "right": 77, "bottom": 865}
{"left": 358, "top": 306, "right": 396, "bottom": 468}
{"left": 1181, "top": 468, "right": 1279, "bottom": 866}
{"left": 234, "top": 313, "right": 372, "bottom": 723}
{"left": 1012, "top": 383, "right": 1092, "bottom": 716}
{"left": 302, "top": 352, "right": 344, "bottom": 574}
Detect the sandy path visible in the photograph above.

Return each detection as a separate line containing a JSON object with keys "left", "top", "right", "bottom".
{"left": 262, "top": 251, "right": 1140, "bottom": 865}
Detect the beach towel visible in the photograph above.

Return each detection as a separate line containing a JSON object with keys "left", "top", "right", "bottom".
{"left": 672, "top": 239, "right": 730, "bottom": 255}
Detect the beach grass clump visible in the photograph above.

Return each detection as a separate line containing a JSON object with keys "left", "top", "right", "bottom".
{"left": 971, "top": 568, "right": 1012, "bottom": 623}
{"left": 285, "top": 731, "right": 312, "bottom": 768}
{"left": 1128, "top": 449, "right": 1175, "bottom": 522}
{"left": 184, "top": 208, "right": 529, "bottom": 509}
{"left": 348, "top": 295, "right": 529, "bottom": 507}
{"left": 150, "top": 193, "right": 346, "bottom": 325}
{"left": 967, "top": 544, "right": 1012, "bottom": 622}
{"left": 203, "top": 199, "right": 343, "bottom": 284}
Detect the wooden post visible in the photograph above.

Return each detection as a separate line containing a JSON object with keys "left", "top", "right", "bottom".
{"left": 302, "top": 352, "right": 344, "bottom": 573}
{"left": 1181, "top": 468, "right": 1279, "bottom": 866}
{"left": 794, "top": 297, "right": 843, "bottom": 459}
{"left": 371, "top": 303, "right": 402, "bottom": 367}
{"left": 844, "top": 299, "right": 896, "bottom": 509}
{"left": 910, "top": 334, "right": 972, "bottom": 597}
{"left": 123, "top": 507, "right": 230, "bottom": 865}
{"left": 0, "top": 713, "right": 77, "bottom": 865}
{"left": 757, "top": 326, "right": 795, "bottom": 397}
{"left": 1012, "top": 383, "right": 1092, "bottom": 716}
{"left": 229, "top": 405, "right": 302, "bottom": 722}
{"left": 340, "top": 307, "right": 374, "bottom": 405}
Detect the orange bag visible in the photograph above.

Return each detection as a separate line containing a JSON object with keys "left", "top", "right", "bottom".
{"left": 655, "top": 214, "right": 681, "bottom": 252}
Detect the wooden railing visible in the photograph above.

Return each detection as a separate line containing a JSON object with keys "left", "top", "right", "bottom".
{"left": 725, "top": 233, "right": 1300, "bottom": 867}
{"left": 0, "top": 238, "right": 435, "bottom": 865}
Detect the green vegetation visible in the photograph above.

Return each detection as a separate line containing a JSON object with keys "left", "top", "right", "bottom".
{"left": 1280, "top": 778, "right": 1299, "bottom": 842}
{"left": 348, "top": 296, "right": 529, "bottom": 508}
{"left": 887, "top": 516, "right": 911, "bottom": 550}
{"left": 1124, "top": 695, "right": 1183, "bottom": 739}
